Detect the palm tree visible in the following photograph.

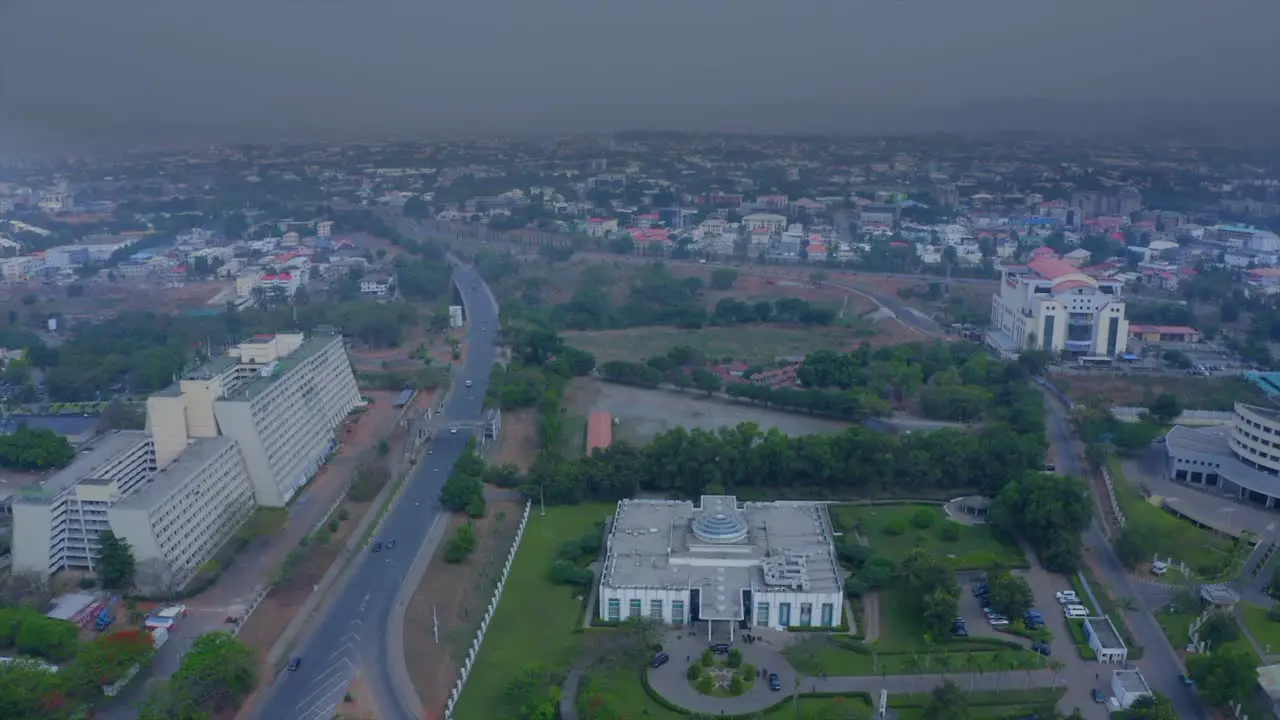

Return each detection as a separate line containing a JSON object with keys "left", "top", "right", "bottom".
{"left": 966, "top": 654, "right": 984, "bottom": 695}
{"left": 936, "top": 650, "right": 954, "bottom": 681}
{"left": 1048, "top": 659, "right": 1065, "bottom": 687}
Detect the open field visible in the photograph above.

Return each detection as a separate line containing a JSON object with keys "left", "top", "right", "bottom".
{"left": 562, "top": 377, "right": 852, "bottom": 445}
{"left": 562, "top": 325, "right": 859, "bottom": 365}
{"left": 493, "top": 408, "right": 540, "bottom": 470}
{"left": 1240, "top": 602, "right": 1280, "bottom": 653}
{"left": 404, "top": 499, "right": 524, "bottom": 715}
{"left": 451, "top": 503, "right": 614, "bottom": 720}
{"left": 828, "top": 504, "right": 1027, "bottom": 571}
{"left": 1053, "top": 373, "right": 1265, "bottom": 410}
{"left": 1107, "top": 457, "right": 1240, "bottom": 577}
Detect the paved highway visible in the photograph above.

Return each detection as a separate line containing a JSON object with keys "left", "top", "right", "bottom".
{"left": 251, "top": 261, "right": 498, "bottom": 720}
{"left": 1042, "top": 389, "right": 1208, "bottom": 720}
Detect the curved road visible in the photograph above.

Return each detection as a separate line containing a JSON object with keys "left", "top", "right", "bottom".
{"left": 251, "top": 260, "right": 497, "bottom": 720}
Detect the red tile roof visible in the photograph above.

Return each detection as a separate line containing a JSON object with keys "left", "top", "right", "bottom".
{"left": 1027, "top": 257, "right": 1081, "bottom": 281}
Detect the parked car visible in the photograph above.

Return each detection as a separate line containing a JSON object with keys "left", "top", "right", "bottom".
{"left": 972, "top": 584, "right": 989, "bottom": 597}
{"left": 769, "top": 673, "right": 782, "bottom": 692}
{"left": 1055, "top": 591, "right": 1079, "bottom": 604}
{"left": 650, "top": 652, "right": 670, "bottom": 668}
{"left": 989, "top": 617, "right": 1010, "bottom": 627}
{"left": 1032, "top": 642, "right": 1051, "bottom": 656}
{"left": 1092, "top": 688, "right": 1106, "bottom": 703}
{"left": 1064, "top": 604, "right": 1089, "bottom": 618}
{"left": 710, "top": 643, "right": 731, "bottom": 655}
{"left": 372, "top": 542, "right": 382, "bottom": 553}
{"left": 1179, "top": 673, "right": 1194, "bottom": 686}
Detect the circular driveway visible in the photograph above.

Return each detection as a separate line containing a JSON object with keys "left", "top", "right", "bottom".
{"left": 647, "top": 632, "right": 798, "bottom": 715}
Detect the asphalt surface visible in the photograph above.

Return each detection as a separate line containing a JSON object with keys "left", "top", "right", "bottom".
{"left": 1042, "top": 389, "right": 1209, "bottom": 720}
{"left": 251, "top": 260, "right": 497, "bottom": 720}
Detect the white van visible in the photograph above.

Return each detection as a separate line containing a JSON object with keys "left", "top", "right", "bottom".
{"left": 1055, "top": 591, "right": 1079, "bottom": 605}
{"left": 1064, "top": 605, "right": 1089, "bottom": 618}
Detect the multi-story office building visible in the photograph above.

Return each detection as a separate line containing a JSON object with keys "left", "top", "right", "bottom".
{"left": 12, "top": 330, "right": 361, "bottom": 591}
{"left": 598, "top": 496, "right": 845, "bottom": 640}
{"left": 149, "top": 331, "right": 362, "bottom": 507}
{"left": 1165, "top": 401, "right": 1280, "bottom": 508}
{"left": 987, "top": 256, "right": 1128, "bottom": 358}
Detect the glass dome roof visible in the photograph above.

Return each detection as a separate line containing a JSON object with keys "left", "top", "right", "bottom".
{"left": 692, "top": 510, "right": 748, "bottom": 544}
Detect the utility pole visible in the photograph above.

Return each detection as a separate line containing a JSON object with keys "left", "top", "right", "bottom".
{"left": 540, "top": 484, "right": 546, "bottom": 516}
{"left": 433, "top": 605, "right": 440, "bottom": 644}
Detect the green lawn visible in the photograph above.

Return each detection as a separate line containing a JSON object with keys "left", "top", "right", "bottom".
{"left": 1107, "top": 458, "right": 1240, "bottom": 578}
{"left": 828, "top": 504, "right": 1027, "bottom": 571}
{"left": 561, "top": 325, "right": 853, "bottom": 365}
{"left": 561, "top": 413, "right": 588, "bottom": 456}
{"left": 452, "top": 504, "right": 614, "bottom": 720}
{"left": 1240, "top": 603, "right": 1280, "bottom": 654}
{"left": 773, "top": 695, "right": 874, "bottom": 718}
{"left": 578, "top": 669, "right": 684, "bottom": 720}
{"left": 786, "top": 591, "right": 1040, "bottom": 676}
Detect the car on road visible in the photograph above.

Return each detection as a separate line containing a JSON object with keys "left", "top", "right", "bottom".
{"left": 1179, "top": 673, "right": 1194, "bottom": 686}
{"left": 1092, "top": 688, "right": 1106, "bottom": 703}
{"left": 769, "top": 673, "right": 781, "bottom": 691}
{"left": 465, "top": 380, "right": 473, "bottom": 387}
{"left": 385, "top": 539, "right": 396, "bottom": 550}
{"left": 372, "top": 542, "right": 383, "bottom": 553}
{"left": 650, "top": 652, "right": 669, "bottom": 668}
{"left": 450, "top": 426, "right": 458, "bottom": 434}
{"left": 287, "top": 657, "right": 301, "bottom": 671}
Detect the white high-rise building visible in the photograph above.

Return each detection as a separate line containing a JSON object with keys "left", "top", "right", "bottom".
{"left": 987, "top": 256, "right": 1129, "bottom": 358}
{"left": 11, "top": 330, "right": 362, "bottom": 591}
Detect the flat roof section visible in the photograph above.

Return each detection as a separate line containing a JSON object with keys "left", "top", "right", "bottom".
{"left": 19, "top": 430, "right": 151, "bottom": 501}
{"left": 602, "top": 497, "right": 842, "bottom": 601}
{"left": 586, "top": 412, "right": 613, "bottom": 454}
{"left": 1113, "top": 669, "right": 1151, "bottom": 694}
{"left": 113, "top": 436, "right": 238, "bottom": 512}
{"left": 1166, "top": 424, "right": 1280, "bottom": 498}
{"left": 1086, "top": 616, "right": 1126, "bottom": 650}
{"left": 228, "top": 333, "right": 341, "bottom": 401}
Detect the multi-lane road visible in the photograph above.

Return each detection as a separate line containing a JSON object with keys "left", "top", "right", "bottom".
{"left": 251, "top": 260, "right": 498, "bottom": 720}
{"left": 1042, "top": 390, "right": 1208, "bottom": 720}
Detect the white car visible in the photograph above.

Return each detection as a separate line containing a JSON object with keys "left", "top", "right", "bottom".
{"left": 1064, "top": 605, "right": 1089, "bottom": 618}
{"left": 988, "top": 617, "right": 1010, "bottom": 627}
{"left": 1055, "top": 591, "right": 1079, "bottom": 604}
{"left": 465, "top": 380, "right": 473, "bottom": 388}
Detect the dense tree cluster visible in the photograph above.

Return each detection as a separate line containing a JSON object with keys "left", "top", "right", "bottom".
{"left": 989, "top": 473, "right": 1093, "bottom": 574}
{"left": 139, "top": 631, "right": 258, "bottom": 719}
{"left": 96, "top": 531, "right": 137, "bottom": 590}
{"left": 440, "top": 444, "right": 488, "bottom": 518}
{"left": 522, "top": 417, "right": 1044, "bottom": 506}
{"left": 0, "top": 624, "right": 159, "bottom": 718}
{"left": 0, "top": 606, "right": 80, "bottom": 662}
{"left": 0, "top": 426, "right": 75, "bottom": 471}
{"left": 900, "top": 549, "right": 961, "bottom": 639}
{"left": 709, "top": 296, "right": 836, "bottom": 326}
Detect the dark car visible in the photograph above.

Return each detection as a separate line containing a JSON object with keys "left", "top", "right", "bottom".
{"left": 768, "top": 673, "right": 781, "bottom": 691}
{"left": 372, "top": 542, "right": 382, "bottom": 553}
{"left": 650, "top": 652, "right": 670, "bottom": 669}
{"left": 972, "top": 584, "right": 989, "bottom": 597}
{"left": 710, "top": 643, "right": 731, "bottom": 655}
{"left": 385, "top": 539, "right": 396, "bottom": 550}
{"left": 287, "top": 657, "right": 301, "bottom": 671}
{"left": 1092, "top": 688, "right": 1106, "bottom": 703}
{"left": 1032, "top": 642, "right": 1051, "bottom": 656}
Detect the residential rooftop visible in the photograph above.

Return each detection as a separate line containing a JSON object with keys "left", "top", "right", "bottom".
{"left": 1113, "top": 668, "right": 1151, "bottom": 695}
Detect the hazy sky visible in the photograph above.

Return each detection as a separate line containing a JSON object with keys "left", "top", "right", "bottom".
{"left": 2, "top": 0, "right": 1279, "bottom": 154}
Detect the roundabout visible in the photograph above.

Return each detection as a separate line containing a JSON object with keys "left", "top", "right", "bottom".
{"left": 646, "top": 629, "right": 799, "bottom": 715}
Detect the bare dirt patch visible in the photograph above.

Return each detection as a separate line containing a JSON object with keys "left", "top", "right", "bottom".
{"left": 563, "top": 377, "right": 851, "bottom": 444}
{"left": 494, "top": 408, "right": 539, "bottom": 471}
{"left": 404, "top": 500, "right": 524, "bottom": 717}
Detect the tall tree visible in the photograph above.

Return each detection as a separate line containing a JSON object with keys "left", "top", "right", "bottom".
{"left": 96, "top": 531, "right": 137, "bottom": 590}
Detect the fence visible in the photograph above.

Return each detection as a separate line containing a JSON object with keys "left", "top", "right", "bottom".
{"left": 1099, "top": 463, "right": 1127, "bottom": 530}
{"left": 1110, "top": 407, "right": 1233, "bottom": 425}
{"left": 444, "top": 499, "right": 533, "bottom": 720}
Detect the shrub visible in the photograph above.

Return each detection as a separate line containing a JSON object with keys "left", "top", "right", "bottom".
{"left": 696, "top": 675, "right": 713, "bottom": 694}
{"left": 741, "top": 662, "right": 756, "bottom": 679}
{"left": 466, "top": 494, "right": 487, "bottom": 518}
{"left": 328, "top": 519, "right": 340, "bottom": 532}
{"left": 548, "top": 559, "right": 594, "bottom": 587}
{"left": 937, "top": 522, "right": 961, "bottom": 542}
{"left": 883, "top": 518, "right": 907, "bottom": 536}
{"left": 729, "top": 674, "right": 745, "bottom": 695}
{"left": 686, "top": 663, "right": 702, "bottom": 681}
{"left": 911, "top": 508, "right": 936, "bottom": 529}
{"left": 727, "top": 648, "right": 743, "bottom": 668}
{"left": 443, "top": 522, "right": 478, "bottom": 564}
{"left": 701, "top": 649, "right": 714, "bottom": 667}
